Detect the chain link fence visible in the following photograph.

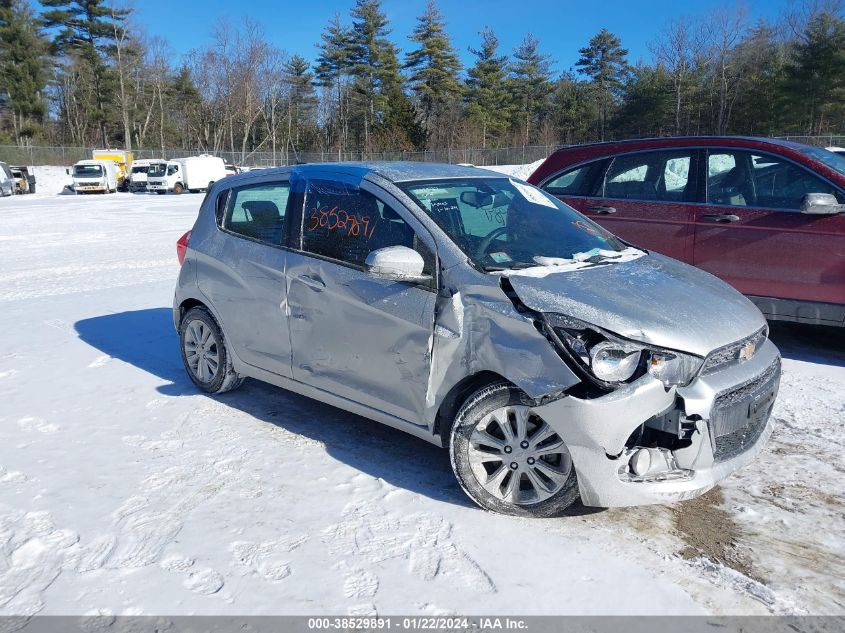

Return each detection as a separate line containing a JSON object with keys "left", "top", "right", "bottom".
{"left": 0, "top": 144, "right": 560, "bottom": 168}
{"left": 3, "top": 136, "right": 844, "bottom": 168}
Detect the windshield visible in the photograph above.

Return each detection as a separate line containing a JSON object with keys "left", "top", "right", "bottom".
{"left": 73, "top": 165, "right": 103, "bottom": 178}
{"left": 398, "top": 178, "right": 627, "bottom": 271}
{"left": 131, "top": 165, "right": 148, "bottom": 174}
{"left": 799, "top": 146, "right": 845, "bottom": 177}
{"left": 148, "top": 163, "right": 166, "bottom": 177}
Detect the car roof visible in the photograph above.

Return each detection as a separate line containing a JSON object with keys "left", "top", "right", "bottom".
{"left": 552, "top": 136, "right": 813, "bottom": 153}
{"left": 225, "top": 161, "right": 505, "bottom": 186}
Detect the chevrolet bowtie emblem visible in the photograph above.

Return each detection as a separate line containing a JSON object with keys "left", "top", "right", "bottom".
{"left": 739, "top": 340, "right": 756, "bottom": 361}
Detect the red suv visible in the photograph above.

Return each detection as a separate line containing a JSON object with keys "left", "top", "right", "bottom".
{"left": 528, "top": 137, "right": 845, "bottom": 327}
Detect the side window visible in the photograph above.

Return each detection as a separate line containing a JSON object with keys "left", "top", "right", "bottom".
{"left": 602, "top": 151, "right": 694, "bottom": 202}
{"left": 224, "top": 182, "right": 290, "bottom": 245}
{"left": 302, "top": 180, "right": 431, "bottom": 272}
{"left": 751, "top": 153, "right": 837, "bottom": 210}
{"left": 707, "top": 152, "right": 749, "bottom": 206}
{"left": 542, "top": 161, "right": 603, "bottom": 196}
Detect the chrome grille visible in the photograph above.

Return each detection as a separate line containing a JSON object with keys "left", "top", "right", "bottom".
{"left": 710, "top": 358, "right": 780, "bottom": 462}
{"left": 701, "top": 327, "right": 768, "bottom": 376}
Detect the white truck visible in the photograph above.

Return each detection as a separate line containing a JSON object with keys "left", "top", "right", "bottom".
{"left": 69, "top": 159, "right": 119, "bottom": 194}
{"left": 147, "top": 155, "right": 226, "bottom": 194}
{"left": 128, "top": 159, "right": 163, "bottom": 193}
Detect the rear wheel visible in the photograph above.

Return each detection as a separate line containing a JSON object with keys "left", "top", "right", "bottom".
{"left": 179, "top": 306, "right": 244, "bottom": 394}
{"left": 173, "top": 182, "right": 184, "bottom": 195}
{"left": 449, "top": 382, "right": 579, "bottom": 517}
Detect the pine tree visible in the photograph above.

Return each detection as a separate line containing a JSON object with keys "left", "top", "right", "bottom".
{"left": 40, "top": 0, "right": 131, "bottom": 146}
{"left": 576, "top": 28, "right": 629, "bottom": 140}
{"left": 347, "top": 0, "right": 418, "bottom": 151}
{"left": 315, "top": 13, "right": 353, "bottom": 154}
{"left": 783, "top": 11, "right": 845, "bottom": 134}
{"left": 282, "top": 54, "right": 318, "bottom": 155}
{"left": 509, "top": 33, "right": 553, "bottom": 144}
{"left": 0, "top": 0, "right": 48, "bottom": 142}
{"left": 404, "top": 0, "right": 462, "bottom": 137}
{"left": 551, "top": 72, "right": 598, "bottom": 145}
{"left": 465, "top": 27, "right": 511, "bottom": 148}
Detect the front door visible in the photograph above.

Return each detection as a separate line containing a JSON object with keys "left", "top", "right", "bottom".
{"left": 693, "top": 149, "right": 845, "bottom": 308}
{"left": 286, "top": 177, "right": 437, "bottom": 424}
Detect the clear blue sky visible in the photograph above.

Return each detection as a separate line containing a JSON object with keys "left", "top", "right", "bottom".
{"left": 131, "top": 0, "right": 787, "bottom": 72}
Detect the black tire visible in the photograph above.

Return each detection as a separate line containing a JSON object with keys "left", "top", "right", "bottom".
{"left": 449, "top": 381, "right": 580, "bottom": 517}
{"left": 173, "top": 182, "right": 184, "bottom": 195}
{"left": 179, "top": 306, "right": 244, "bottom": 394}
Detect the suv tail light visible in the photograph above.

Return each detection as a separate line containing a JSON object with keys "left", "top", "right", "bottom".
{"left": 176, "top": 230, "right": 191, "bottom": 265}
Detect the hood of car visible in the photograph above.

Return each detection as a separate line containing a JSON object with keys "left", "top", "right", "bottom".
{"left": 505, "top": 253, "right": 766, "bottom": 357}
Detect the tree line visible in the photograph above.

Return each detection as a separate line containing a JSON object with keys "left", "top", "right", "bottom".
{"left": 1, "top": 0, "right": 844, "bottom": 160}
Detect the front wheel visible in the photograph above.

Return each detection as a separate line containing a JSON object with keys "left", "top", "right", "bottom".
{"left": 449, "top": 382, "right": 579, "bottom": 517}
{"left": 173, "top": 182, "right": 184, "bottom": 195}
{"left": 179, "top": 306, "right": 244, "bottom": 394}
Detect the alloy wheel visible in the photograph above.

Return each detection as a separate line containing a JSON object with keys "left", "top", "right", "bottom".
{"left": 466, "top": 405, "right": 572, "bottom": 505}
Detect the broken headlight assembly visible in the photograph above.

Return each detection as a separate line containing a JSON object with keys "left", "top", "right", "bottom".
{"left": 543, "top": 314, "right": 703, "bottom": 390}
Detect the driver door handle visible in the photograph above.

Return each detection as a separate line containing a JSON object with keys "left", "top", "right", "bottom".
{"left": 588, "top": 205, "right": 616, "bottom": 214}
{"left": 702, "top": 213, "right": 741, "bottom": 223}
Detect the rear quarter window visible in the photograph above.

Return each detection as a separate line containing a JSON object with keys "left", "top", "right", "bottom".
{"left": 223, "top": 182, "right": 291, "bottom": 246}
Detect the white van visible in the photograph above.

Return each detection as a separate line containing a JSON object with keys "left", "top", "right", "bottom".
{"left": 70, "top": 159, "right": 118, "bottom": 194}
{"left": 147, "top": 161, "right": 181, "bottom": 194}
{"left": 148, "top": 155, "right": 226, "bottom": 194}
{"left": 180, "top": 155, "right": 227, "bottom": 192}
{"left": 129, "top": 159, "right": 163, "bottom": 192}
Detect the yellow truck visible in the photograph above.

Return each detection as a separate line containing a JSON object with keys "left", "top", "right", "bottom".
{"left": 92, "top": 149, "right": 134, "bottom": 191}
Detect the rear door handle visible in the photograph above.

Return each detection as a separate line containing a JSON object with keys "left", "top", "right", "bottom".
{"left": 702, "top": 213, "right": 741, "bottom": 223}
{"left": 587, "top": 205, "right": 616, "bottom": 214}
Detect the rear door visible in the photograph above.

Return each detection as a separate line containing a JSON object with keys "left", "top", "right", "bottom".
{"left": 540, "top": 149, "right": 699, "bottom": 262}
{"left": 693, "top": 148, "right": 845, "bottom": 308}
{"left": 285, "top": 175, "right": 437, "bottom": 424}
{"left": 197, "top": 179, "right": 294, "bottom": 377}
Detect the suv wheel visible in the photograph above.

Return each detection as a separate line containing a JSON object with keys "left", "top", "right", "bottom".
{"left": 179, "top": 306, "right": 244, "bottom": 394}
{"left": 449, "top": 382, "right": 579, "bottom": 517}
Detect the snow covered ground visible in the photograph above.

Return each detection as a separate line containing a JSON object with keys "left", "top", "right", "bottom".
{"left": 0, "top": 168, "right": 843, "bottom": 617}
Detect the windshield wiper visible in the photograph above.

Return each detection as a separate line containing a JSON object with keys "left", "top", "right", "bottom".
{"left": 483, "top": 262, "right": 540, "bottom": 271}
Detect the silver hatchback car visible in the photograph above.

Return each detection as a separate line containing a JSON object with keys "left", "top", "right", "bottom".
{"left": 173, "top": 162, "right": 780, "bottom": 517}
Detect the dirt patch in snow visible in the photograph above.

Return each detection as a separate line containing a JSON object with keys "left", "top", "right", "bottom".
{"left": 673, "top": 487, "right": 762, "bottom": 583}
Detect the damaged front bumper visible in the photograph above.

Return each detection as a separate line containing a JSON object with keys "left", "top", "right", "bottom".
{"left": 531, "top": 339, "right": 781, "bottom": 507}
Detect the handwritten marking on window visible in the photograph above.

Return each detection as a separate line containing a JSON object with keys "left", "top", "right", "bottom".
{"left": 307, "top": 206, "right": 377, "bottom": 240}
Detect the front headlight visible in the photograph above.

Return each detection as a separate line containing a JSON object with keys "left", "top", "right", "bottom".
{"left": 544, "top": 314, "right": 703, "bottom": 389}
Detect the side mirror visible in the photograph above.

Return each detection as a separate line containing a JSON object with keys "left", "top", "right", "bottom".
{"left": 65, "top": 168, "right": 70, "bottom": 175}
{"left": 365, "top": 246, "right": 430, "bottom": 283}
{"left": 460, "top": 190, "right": 493, "bottom": 208}
{"left": 801, "top": 192, "right": 845, "bottom": 215}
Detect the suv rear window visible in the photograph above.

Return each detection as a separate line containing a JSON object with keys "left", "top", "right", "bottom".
{"left": 223, "top": 182, "right": 291, "bottom": 246}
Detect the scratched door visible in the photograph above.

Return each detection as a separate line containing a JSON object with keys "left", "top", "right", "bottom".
{"left": 286, "top": 177, "right": 438, "bottom": 424}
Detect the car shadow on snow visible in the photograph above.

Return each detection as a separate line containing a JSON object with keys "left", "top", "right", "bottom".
{"left": 74, "top": 307, "right": 471, "bottom": 507}
{"left": 767, "top": 321, "right": 845, "bottom": 368}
